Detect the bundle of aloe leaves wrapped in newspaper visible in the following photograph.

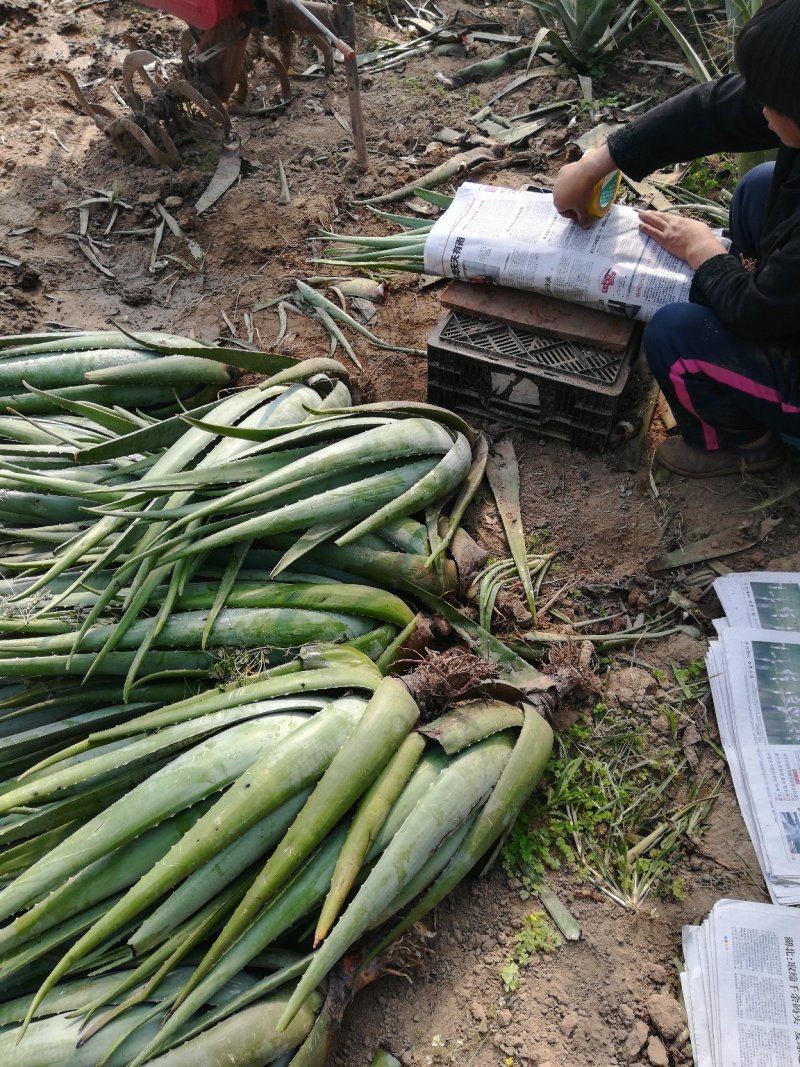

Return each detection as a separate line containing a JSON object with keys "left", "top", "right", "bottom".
{"left": 0, "top": 332, "right": 557, "bottom": 1065}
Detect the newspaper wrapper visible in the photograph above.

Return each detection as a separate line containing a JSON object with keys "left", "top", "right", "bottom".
{"left": 422, "top": 182, "right": 693, "bottom": 322}
{"left": 708, "top": 573, "right": 800, "bottom": 905}
{"left": 682, "top": 898, "right": 800, "bottom": 1066}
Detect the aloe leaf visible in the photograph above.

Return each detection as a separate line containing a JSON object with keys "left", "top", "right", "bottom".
{"left": 486, "top": 438, "right": 536, "bottom": 618}
{"left": 641, "top": 0, "right": 713, "bottom": 81}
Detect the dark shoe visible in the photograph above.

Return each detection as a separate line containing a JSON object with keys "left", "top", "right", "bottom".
{"left": 655, "top": 431, "right": 784, "bottom": 478}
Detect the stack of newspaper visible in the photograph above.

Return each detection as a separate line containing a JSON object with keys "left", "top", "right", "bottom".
{"left": 422, "top": 183, "right": 695, "bottom": 322}
{"left": 707, "top": 572, "right": 800, "bottom": 905}
{"left": 682, "top": 898, "right": 800, "bottom": 1066}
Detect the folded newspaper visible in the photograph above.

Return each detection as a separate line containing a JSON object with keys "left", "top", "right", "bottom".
{"left": 422, "top": 182, "right": 693, "bottom": 322}
{"left": 707, "top": 572, "right": 800, "bottom": 905}
{"left": 682, "top": 898, "right": 800, "bottom": 1067}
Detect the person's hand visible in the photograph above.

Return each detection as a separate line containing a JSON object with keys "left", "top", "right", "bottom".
{"left": 552, "top": 146, "right": 616, "bottom": 227}
{"left": 638, "top": 211, "right": 728, "bottom": 268}
{"left": 552, "top": 159, "right": 598, "bottom": 226}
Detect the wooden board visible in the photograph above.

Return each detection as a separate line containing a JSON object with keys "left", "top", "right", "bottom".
{"left": 440, "top": 281, "right": 637, "bottom": 353}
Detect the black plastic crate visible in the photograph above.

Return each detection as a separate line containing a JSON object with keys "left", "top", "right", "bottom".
{"left": 427, "top": 310, "right": 642, "bottom": 451}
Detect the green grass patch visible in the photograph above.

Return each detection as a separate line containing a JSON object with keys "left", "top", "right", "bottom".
{"left": 502, "top": 665, "right": 723, "bottom": 908}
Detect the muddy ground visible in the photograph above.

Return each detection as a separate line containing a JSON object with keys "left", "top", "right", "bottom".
{"left": 0, "top": 1, "right": 797, "bottom": 1064}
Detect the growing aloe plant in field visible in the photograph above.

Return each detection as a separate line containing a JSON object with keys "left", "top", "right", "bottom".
{"left": 522, "top": 0, "right": 653, "bottom": 70}
{"left": 641, "top": 0, "right": 772, "bottom": 176}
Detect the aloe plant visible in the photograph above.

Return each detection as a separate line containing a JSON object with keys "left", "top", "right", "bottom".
{"left": 640, "top": 0, "right": 714, "bottom": 80}
{"left": 521, "top": 0, "right": 653, "bottom": 70}
{"left": 642, "top": 0, "right": 773, "bottom": 176}
{"left": 724, "top": 0, "right": 774, "bottom": 175}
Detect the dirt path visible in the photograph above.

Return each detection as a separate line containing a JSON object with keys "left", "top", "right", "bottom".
{"left": 1, "top": 2, "right": 797, "bottom": 1064}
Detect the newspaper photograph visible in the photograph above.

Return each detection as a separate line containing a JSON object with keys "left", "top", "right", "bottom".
{"left": 422, "top": 182, "right": 694, "bottom": 322}
{"left": 682, "top": 898, "right": 800, "bottom": 1067}
{"left": 707, "top": 628, "right": 800, "bottom": 903}
{"left": 715, "top": 572, "right": 800, "bottom": 633}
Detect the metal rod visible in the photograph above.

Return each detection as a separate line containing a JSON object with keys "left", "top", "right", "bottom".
{"left": 337, "top": 0, "right": 368, "bottom": 171}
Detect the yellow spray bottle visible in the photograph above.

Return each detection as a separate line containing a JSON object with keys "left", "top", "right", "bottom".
{"left": 588, "top": 170, "right": 621, "bottom": 219}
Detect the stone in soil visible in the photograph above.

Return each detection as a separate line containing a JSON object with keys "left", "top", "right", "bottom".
{"left": 560, "top": 1011, "right": 579, "bottom": 1037}
{"left": 647, "top": 1034, "right": 670, "bottom": 1066}
{"left": 622, "top": 1019, "right": 649, "bottom": 1062}
{"left": 647, "top": 992, "right": 684, "bottom": 1041}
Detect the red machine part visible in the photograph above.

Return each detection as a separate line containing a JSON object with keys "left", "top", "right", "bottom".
{"left": 135, "top": 0, "right": 252, "bottom": 31}
{"left": 134, "top": 0, "right": 256, "bottom": 99}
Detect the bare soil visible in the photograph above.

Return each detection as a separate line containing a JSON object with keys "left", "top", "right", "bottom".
{"left": 1, "top": 2, "right": 797, "bottom": 1064}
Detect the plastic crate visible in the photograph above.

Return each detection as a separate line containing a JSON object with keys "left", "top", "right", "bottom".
{"left": 136, "top": 0, "right": 249, "bottom": 29}
{"left": 427, "top": 311, "right": 642, "bottom": 451}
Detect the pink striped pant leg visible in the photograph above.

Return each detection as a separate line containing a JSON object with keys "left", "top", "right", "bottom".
{"left": 643, "top": 303, "right": 800, "bottom": 451}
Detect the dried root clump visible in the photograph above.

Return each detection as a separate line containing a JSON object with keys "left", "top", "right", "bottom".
{"left": 491, "top": 580, "right": 535, "bottom": 631}
{"left": 355, "top": 922, "right": 435, "bottom": 991}
{"left": 544, "top": 639, "right": 601, "bottom": 697}
{"left": 352, "top": 364, "right": 381, "bottom": 405}
{"left": 401, "top": 647, "right": 499, "bottom": 720}
{"left": 310, "top": 924, "right": 435, "bottom": 1063}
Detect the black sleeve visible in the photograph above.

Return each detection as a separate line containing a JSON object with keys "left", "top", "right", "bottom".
{"left": 690, "top": 235, "right": 800, "bottom": 340}
{"left": 607, "top": 74, "right": 780, "bottom": 180}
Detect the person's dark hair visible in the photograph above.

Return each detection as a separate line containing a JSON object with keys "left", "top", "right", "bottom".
{"left": 736, "top": 0, "right": 800, "bottom": 126}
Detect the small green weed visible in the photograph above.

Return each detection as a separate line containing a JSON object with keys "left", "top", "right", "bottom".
{"left": 500, "top": 912, "right": 562, "bottom": 992}
{"left": 598, "top": 93, "right": 624, "bottom": 108}
{"left": 669, "top": 876, "right": 688, "bottom": 901}
{"left": 681, "top": 156, "right": 736, "bottom": 201}
{"left": 404, "top": 76, "right": 424, "bottom": 95}
{"left": 571, "top": 94, "right": 623, "bottom": 116}
{"left": 515, "top": 910, "right": 562, "bottom": 959}
{"left": 528, "top": 529, "right": 552, "bottom": 552}
{"left": 499, "top": 960, "right": 520, "bottom": 993}
{"left": 671, "top": 658, "right": 707, "bottom": 699}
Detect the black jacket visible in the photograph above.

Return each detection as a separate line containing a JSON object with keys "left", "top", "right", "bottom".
{"left": 607, "top": 74, "right": 800, "bottom": 348}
